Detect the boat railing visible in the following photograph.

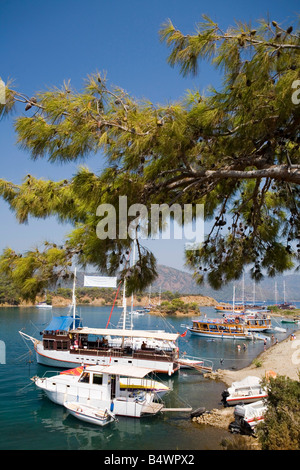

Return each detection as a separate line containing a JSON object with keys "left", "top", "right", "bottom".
{"left": 69, "top": 345, "right": 175, "bottom": 361}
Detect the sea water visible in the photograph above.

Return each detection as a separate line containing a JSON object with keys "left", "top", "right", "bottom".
{"left": 0, "top": 305, "right": 297, "bottom": 450}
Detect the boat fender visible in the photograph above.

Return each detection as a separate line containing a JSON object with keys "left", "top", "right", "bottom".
{"left": 110, "top": 402, "right": 114, "bottom": 412}
{"left": 191, "top": 407, "right": 206, "bottom": 418}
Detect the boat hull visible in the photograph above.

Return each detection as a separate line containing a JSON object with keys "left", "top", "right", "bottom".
{"left": 224, "top": 394, "right": 268, "bottom": 406}
{"left": 188, "top": 329, "right": 251, "bottom": 340}
{"left": 221, "top": 376, "right": 268, "bottom": 406}
{"left": 34, "top": 342, "right": 177, "bottom": 375}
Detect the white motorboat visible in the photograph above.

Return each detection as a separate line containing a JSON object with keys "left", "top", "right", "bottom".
{"left": 32, "top": 364, "right": 191, "bottom": 418}
{"left": 221, "top": 376, "right": 268, "bottom": 406}
{"left": 64, "top": 402, "right": 117, "bottom": 426}
{"left": 36, "top": 302, "right": 52, "bottom": 309}
{"left": 128, "top": 310, "right": 145, "bottom": 316}
{"left": 230, "top": 400, "right": 267, "bottom": 434}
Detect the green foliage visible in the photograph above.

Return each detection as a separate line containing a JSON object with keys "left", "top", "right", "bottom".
{"left": 160, "top": 297, "right": 198, "bottom": 315}
{"left": 0, "top": 272, "right": 21, "bottom": 305}
{"left": 252, "top": 358, "right": 263, "bottom": 368}
{"left": 258, "top": 376, "right": 300, "bottom": 450}
{"left": 0, "top": 16, "right": 299, "bottom": 298}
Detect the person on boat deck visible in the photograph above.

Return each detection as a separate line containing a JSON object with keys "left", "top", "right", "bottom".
{"left": 141, "top": 341, "right": 146, "bottom": 350}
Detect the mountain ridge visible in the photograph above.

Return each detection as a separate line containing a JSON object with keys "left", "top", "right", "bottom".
{"left": 72, "top": 265, "right": 300, "bottom": 302}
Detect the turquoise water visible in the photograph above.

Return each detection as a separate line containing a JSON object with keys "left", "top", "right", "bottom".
{"left": 0, "top": 305, "right": 297, "bottom": 451}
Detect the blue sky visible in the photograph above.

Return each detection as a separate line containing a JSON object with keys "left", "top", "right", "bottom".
{"left": 0, "top": 0, "right": 299, "bottom": 271}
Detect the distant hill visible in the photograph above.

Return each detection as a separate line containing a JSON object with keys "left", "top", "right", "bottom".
{"left": 70, "top": 265, "right": 300, "bottom": 302}
{"left": 152, "top": 266, "right": 300, "bottom": 302}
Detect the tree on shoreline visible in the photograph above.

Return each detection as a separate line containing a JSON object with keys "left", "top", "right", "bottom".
{"left": 258, "top": 375, "right": 300, "bottom": 450}
{"left": 0, "top": 16, "right": 299, "bottom": 300}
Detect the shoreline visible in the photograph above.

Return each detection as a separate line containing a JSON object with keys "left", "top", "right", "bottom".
{"left": 210, "top": 327, "right": 300, "bottom": 386}
{"left": 193, "top": 328, "right": 300, "bottom": 437}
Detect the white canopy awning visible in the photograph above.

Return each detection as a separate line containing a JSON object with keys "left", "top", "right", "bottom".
{"left": 70, "top": 327, "right": 179, "bottom": 342}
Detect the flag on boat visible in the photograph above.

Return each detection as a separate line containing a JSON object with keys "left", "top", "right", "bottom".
{"left": 84, "top": 276, "right": 117, "bottom": 288}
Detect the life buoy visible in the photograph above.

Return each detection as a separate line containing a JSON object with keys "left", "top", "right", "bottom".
{"left": 235, "top": 318, "right": 239, "bottom": 324}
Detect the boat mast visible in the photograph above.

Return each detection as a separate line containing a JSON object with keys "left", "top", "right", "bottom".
{"left": 275, "top": 281, "right": 278, "bottom": 305}
{"left": 72, "top": 267, "right": 77, "bottom": 327}
{"left": 130, "top": 239, "right": 136, "bottom": 326}
{"left": 283, "top": 280, "right": 286, "bottom": 304}
{"left": 242, "top": 273, "right": 245, "bottom": 309}
{"left": 233, "top": 284, "right": 235, "bottom": 313}
{"left": 122, "top": 278, "right": 127, "bottom": 330}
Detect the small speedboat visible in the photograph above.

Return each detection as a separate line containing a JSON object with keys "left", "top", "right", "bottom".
{"left": 281, "top": 318, "right": 300, "bottom": 324}
{"left": 229, "top": 400, "right": 267, "bottom": 435}
{"left": 64, "top": 402, "right": 117, "bottom": 426}
{"left": 221, "top": 376, "right": 268, "bottom": 406}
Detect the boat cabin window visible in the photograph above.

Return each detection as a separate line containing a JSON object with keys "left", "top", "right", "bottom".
{"left": 79, "top": 372, "right": 90, "bottom": 383}
{"left": 92, "top": 374, "right": 103, "bottom": 385}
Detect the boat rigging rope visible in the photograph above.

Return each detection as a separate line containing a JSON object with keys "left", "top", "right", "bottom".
{"left": 105, "top": 281, "right": 122, "bottom": 328}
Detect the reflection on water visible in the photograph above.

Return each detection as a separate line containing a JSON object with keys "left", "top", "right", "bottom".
{"left": 0, "top": 305, "right": 298, "bottom": 450}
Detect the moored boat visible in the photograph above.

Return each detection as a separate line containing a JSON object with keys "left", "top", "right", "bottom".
{"left": 32, "top": 364, "right": 191, "bottom": 418}
{"left": 64, "top": 402, "right": 117, "bottom": 426}
{"left": 215, "top": 304, "right": 245, "bottom": 313}
{"left": 188, "top": 319, "right": 252, "bottom": 340}
{"left": 229, "top": 400, "right": 267, "bottom": 435}
{"left": 221, "top": 376, "right": 267, "bottom": 406}
{"left": 281, "top": 318, "right": 300, "bottom": 324}
{"left": 222, "top": 313, "right": 272, "bottom": 332}
{"left": 36, "top": 301, "right": 52, "bottom": 309}
{"left": 19, "top": 271, "right": 180, "bottom": 375}
{"left": 20, "top": 325, "right": 180, "bottom": 375}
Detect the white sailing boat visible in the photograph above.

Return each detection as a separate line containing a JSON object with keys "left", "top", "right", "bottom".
{"left": 36, "top": 292, "right": 52, "bottom": 309}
